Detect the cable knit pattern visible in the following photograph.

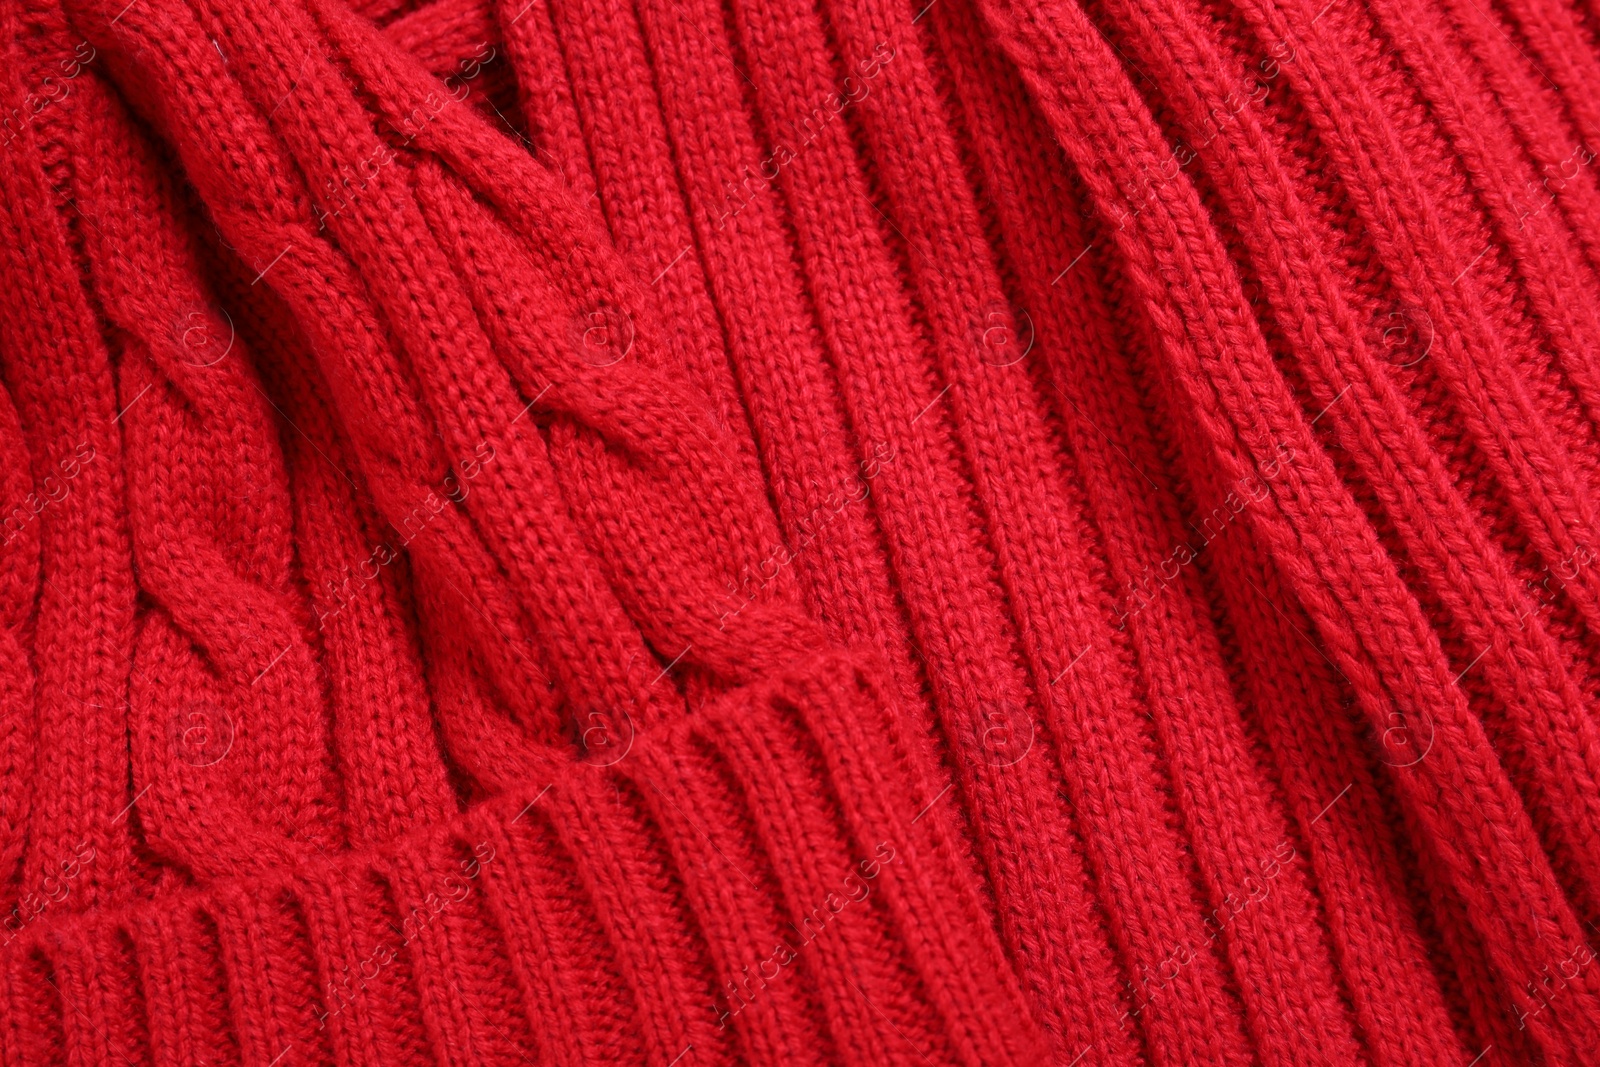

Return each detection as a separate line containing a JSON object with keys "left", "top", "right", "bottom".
{"left": 2, "top": 0, "right": 1600, "bottom": 1061}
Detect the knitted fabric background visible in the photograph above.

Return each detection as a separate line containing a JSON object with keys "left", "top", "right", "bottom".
{"left": 1, "top": 0, "right": 1599, "bottom": 1061}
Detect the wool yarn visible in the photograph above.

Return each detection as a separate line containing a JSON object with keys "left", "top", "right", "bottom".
{"left": 2, "top": 0, "right": 1600, "bottom": 1061}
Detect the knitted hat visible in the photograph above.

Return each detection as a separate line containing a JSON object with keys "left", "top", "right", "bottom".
{"left": 0, "top": 0, "right": 1038, "bottom": 1061}
{"left": 2, "top": 0, "right": 1600, "bottom": 1061}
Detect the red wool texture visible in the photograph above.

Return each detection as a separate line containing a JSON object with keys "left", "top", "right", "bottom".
{"left": 1, "top": 0, "right": 1600, "bottom": 1061}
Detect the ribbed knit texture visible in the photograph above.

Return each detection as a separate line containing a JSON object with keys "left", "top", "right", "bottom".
{"left": 1, "top": 0, "right": 1599, "bottom": 1061}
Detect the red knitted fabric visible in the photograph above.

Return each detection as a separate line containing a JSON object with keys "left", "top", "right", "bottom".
{"left": 2, "top": 0, "right": 1600, "bottom": 1061}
